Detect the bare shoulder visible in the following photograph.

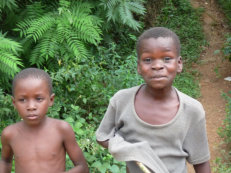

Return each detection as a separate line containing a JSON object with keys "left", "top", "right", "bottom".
{"left": 48, "top": 117, "right": 73, "bottom": 133}
{"left": 1, "top": 122, "right": 22, "bottom": 141}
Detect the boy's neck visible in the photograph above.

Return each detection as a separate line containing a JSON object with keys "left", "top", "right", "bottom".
{"left": 143, "top": 85, "right": 176, "bottom": 100}
{"left": 22, "top": 116, "right": 49, "bottom": 131}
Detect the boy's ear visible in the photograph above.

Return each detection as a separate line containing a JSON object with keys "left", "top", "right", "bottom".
{"left": 177, "top": 56, "right": 183, "bottom": 73}
{"left": 49, "top": 93, "right": 55, "bottom": 106}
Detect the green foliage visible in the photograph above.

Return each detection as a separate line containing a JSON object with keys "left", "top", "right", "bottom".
{"left": 216, "top": 0, "right": 231, "bottom": 25}
{"left": 100, "top": 0, "right": 146, "bottom": 30}
{"left": 64, "top": 115, "right": 126, "bottom": 172}
{"left": 222, "top": 36, "right": 231, "bottom": 62}
{"left": 173, "top": 72, "right": 200, "bottom": 98}
{"left": 0, "top": 0, "right": 17, "bottom": 12}
{"left": 218, "top": 91, "right": 231, "bottom": 144}
{"left": 213, "top": 150, "right": 231, "bottom": 173}
{"left": 0, "top": 89, "right": 19, "bottom": 131}
{"left": 0, "top": 0, "right": 208, "bottom": 172}
{"left": 155, "top": 0, "right": 204, "bottom": 64}
{"left": 0, "top": 33, "right": 23, "bottom": 90}
{"left": 0, "top": 33, "right": 23, "bottom": 76}
{"left": 16, "top": 0, "right": 102, "bottom": 67}
{"left": 48, "top": 50, "right": 142, "bottom": 119}
{"left": 45, "top": 51, "right": 142, "bottom": 172}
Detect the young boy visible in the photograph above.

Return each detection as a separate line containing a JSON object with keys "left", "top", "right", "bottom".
{"left": 96, "top": 27, "right": 211, "bottom": 173}
{"left": 0, "top": 68, "right": 89, "bottom": 173}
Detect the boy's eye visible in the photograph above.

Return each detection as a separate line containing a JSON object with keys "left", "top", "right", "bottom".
{"left": 163, "top": 57, "right": 172, "bottom": 62}
{"left": 18, "top": 98, "right": 26, "bottom": 102}
{"left": 143, "top": 58, "right": 152, "bottom": 64}
{"left": 36, "top": 97, "right": 44, "bottom": 102}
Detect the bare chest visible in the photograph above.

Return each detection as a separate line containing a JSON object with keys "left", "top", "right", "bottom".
{"left": 11, "top": 129, "right": 65, "bottom": 162}
{"left": 135, "top": 99, "right": 179, "bottom": 125}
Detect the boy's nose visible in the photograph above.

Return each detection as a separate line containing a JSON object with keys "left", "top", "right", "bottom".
{"left": 151, "top": 60, "right": 164, "bottom": 70}
{"left": 27, "top": 101, "right": 36, "bottom": 110}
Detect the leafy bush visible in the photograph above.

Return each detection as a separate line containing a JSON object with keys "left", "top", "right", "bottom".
{"left": 218, "top": 91, "right": 231, "bottom": 144}
{"left": 214, "top": 92, "right": 231, "bottom": 172}
{"left": 174, "top": 72, "right": 200, "bottom": 98}
{"left": 222, "top": 36, "right": 231, "bottom": 62}
{"left": 0, "top": 89, "right": 19, "bottom": 131}
{"left": 213, "top": 155, "right": 231, "bottom": 173}
{"left": 155, "top": 0, "right": 204, "bottom": 64}
{"left": 216, "top": 0, "right": 231, "bottom": 25}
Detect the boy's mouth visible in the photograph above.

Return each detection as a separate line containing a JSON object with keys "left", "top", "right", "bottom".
{"left": 151, "top": 75, "right": 166, "bottom": 79}
{"left": 27, "top": 114, "right": 38, "bottom": 120}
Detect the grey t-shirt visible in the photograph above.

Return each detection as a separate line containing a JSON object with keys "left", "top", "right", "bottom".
{"left": 96, "top": 85, "right": 210, "bottom": 173}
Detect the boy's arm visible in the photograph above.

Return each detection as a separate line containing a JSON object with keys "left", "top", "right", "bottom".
{"left": 61, "top": 122, "right": 89, "bottom": 173}
{"left": 96, "top": 139, "right": 109, "bottom": 149}
{"left": 193, "top": 161, "right": 211, "bottom": 173}
{"left": 0, "top": 129, "right": 13, "bottom": 173}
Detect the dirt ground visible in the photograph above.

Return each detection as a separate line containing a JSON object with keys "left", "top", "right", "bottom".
{"left": 187, "top": 0, "right": 231, "bottom": 172}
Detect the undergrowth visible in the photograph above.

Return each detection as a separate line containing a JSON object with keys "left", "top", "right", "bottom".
{"left": 0, "top": 0, "right": 205, "bottom": 172}
{"left": 214, "top": 91, "right": 231, "bottom": 173}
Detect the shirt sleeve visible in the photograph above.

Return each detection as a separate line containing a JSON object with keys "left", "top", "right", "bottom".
{"left": 95, "top": 100, "right": 117, "bottom": 141}
{"left": 183, "top": 112, "right": 210, "bottom": 165}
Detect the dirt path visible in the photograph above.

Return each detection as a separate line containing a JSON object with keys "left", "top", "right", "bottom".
{"left": 188, "top": 0, "right": 231, "bottom": 172}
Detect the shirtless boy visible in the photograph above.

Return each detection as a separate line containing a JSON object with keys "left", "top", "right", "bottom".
{"left": 0, "top": 68, "right": 89, "bottom": 173}
{"left": 96, "top": 27, "right": 211, "bottom": 173}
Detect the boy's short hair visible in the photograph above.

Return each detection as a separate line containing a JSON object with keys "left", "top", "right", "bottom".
{"left": 12, "top": 68, "right": 53, "bottom": 96}
{"left": 136, "top": 27, "right": 181, "bottom": 58}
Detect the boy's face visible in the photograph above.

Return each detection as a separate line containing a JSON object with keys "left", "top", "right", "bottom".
{"left": 137, "top": 37, "right": 182, "bottom": 90}
{"left": 12, "top": 77, "right": 54, "bottom": 126}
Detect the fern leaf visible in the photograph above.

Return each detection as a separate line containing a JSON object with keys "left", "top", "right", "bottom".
{"left": 66, "top": 35, "right": 89, "bottom": 60}
{"left": 0, "top": 0, "right": 18, "bottom": 11}
{"left": 0, "top": 34, "right": 22, "bottom": 55}
{"left": 0, "top": 51, "right": 22, "bottom": 76}
{"left": 26, "top": 13, "right": 56, "bottom": 42}
{"left": 101, "top": 0, "right": 146, "bottom": 30}
{"left": 26, "top": 2, "right": 46, "bottom": 19}
{"left": 29, "top": 43, "right": 45, "bottom": 66}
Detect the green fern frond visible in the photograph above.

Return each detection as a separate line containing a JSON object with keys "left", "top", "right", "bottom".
{"left": 119, "top": 2, "right": 141, "bottom": 30}
{"left": 127, "top": 1, "right": 146, "bottom": 15}
{"left": 16, "top": 18, "right": 35, "bottom": 37}
{"left": 72, "top": 1, "right": 94, "bottom": 14}
{"left": 39, "top": 30, "right": 59, "bottom": 60}
{"left": 100, "top": 0, "right": 120, "bottom": 10}
{"left": 72, "top": 17, "right": 102, "bottom": 45}
{"left": 26, "top": 2, "right": 46, "bottom": 19}
{"left": 70, "top": 2, "right": 102, "bottom": 45}
{"left": 59, "top": 0, "right": 71, "bottom": 9}
{"left": 0, "top": 0, "right": 18, "bottom": 11}
{"left": 0, "top": 33, "right": 22, "bottom": 77}
{"left": 66, "top": 34, "right": 89, "bottom": 60}
{"left": 29, "top": 43, "right": 45, "bottom": 66}
{"left": 26, "top": 13, "right": 56, "bottom": 42}
{"left": 100, "top": 0, "right": 146, "bottom": 30}
{"left": 0, "top": 34, "right": 22, "bottom": 55}
{"left": 16, "top": 1, "right": 102, "bottom": 66}
{"left": 0, "top": 51, "right": 22, "bottom": 76}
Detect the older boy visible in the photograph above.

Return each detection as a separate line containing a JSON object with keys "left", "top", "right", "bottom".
{"left": 96, "top": 27, "right": 211, "bottom": 173}
{"left": 0, "top": 68, "right": 89, "bottom": 173}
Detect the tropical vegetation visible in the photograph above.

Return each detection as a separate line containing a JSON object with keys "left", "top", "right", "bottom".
{"left": 0, "top": 0, "right": 230, "bottom": 172}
